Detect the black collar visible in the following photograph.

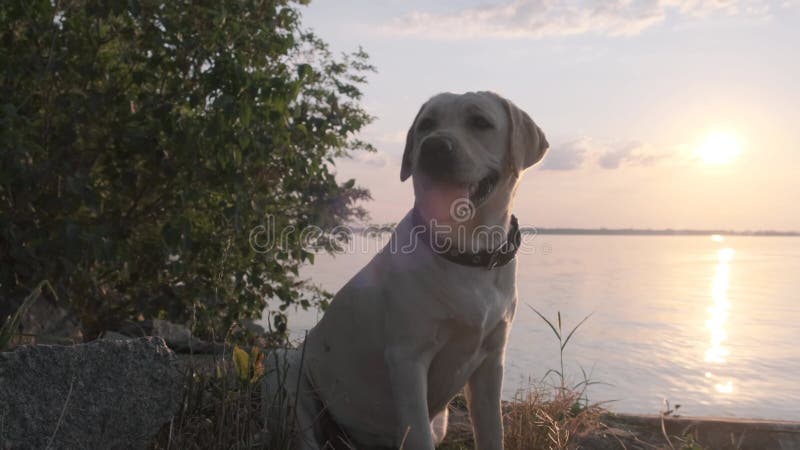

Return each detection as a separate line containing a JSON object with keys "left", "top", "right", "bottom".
{"left": 411, "top": 208, "right": 521, "bottom": 270}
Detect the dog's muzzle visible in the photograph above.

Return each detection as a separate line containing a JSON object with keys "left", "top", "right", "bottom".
{"left": 417, "top": 136, "right": 499, "bottom": 207}
{"left": 418, "top": 136, "right": 456, "bottom": 178}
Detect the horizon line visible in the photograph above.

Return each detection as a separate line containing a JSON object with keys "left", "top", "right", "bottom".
{"left": 348, "top": 224, "right": 800, "bottom": 237}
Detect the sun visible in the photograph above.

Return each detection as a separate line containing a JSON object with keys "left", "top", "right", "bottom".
{"left": 695, "top": 132, "right": 742, "bottom": 165}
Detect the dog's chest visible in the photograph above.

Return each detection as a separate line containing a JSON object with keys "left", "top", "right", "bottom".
{"left": 426, "top": 309, "right": 511, "bottom": 412}
{"left": 423, "top": 265, "right": 516, "bottom": 409}
{"left": 430, "top": 262, "right": 516, "bottom": 330}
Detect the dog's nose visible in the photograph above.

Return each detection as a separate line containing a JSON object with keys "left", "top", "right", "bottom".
{"left": 419, "top": 136, "right": 455, "bottom": 176}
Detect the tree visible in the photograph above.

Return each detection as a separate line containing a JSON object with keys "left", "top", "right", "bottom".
{"left": 0, "top": 0, "right": 374, "bottom": 340}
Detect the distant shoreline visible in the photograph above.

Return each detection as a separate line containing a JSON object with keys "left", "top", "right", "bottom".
{"left": 527, "top": 228, "right": 800, "bottom": 237}
{"left": 352, "top": 225, "right": 800, "bottom": 237}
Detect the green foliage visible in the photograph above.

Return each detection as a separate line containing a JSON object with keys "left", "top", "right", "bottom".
{"left": 0, "top": 0, "right": 374, "bottom": 340}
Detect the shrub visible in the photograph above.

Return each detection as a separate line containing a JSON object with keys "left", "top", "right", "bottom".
{"left": 0, "top": 0, "right": 374, "bottom": 340}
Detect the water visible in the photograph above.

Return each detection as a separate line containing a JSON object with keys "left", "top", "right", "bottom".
{"left": 262, "top": 234, "right": 800, "bottom": 421}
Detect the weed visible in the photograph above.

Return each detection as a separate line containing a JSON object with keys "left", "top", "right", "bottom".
{"left": 0, "top": 280, "right": 56, "bottom": 351}
{"left": 150, "top": 347, "right": 268, "bottom": 450}
{"left": 501, "top": 308, "right": 603, "bottom": 450}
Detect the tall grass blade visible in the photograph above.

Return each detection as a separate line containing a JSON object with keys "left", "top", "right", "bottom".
{"left": 0, "top": 280, "right": 56, "bottom": 351}
{"left": 560, "top": 313, "right": 593, "bottom": 352}
{"left": 542, "top": 368, "right": 563, "bottom": 381}
{"left": 527, "top": 305, "right": 561, "bottom": 340}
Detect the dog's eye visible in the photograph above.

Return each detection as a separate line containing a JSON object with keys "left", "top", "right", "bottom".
{"left": 470, "top": 116, "right": 494, "bottom": 130}
{"left": 417, "top": 118, "right": 435, "bottom": 132}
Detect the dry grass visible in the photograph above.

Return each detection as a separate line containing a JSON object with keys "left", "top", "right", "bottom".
{"left": 439, "top": 383, "right": 604, "bottom": 450}
{"left": 440, "top": 309, "right": 608, "bottom": 450}
{"left": 148, "top": 309, "right": 610, "bottom": 449}
{"left": 149, "top": 350, "right": 607, "bottom": 450}
{"left": 503, "top": 385, "right": 604, "bottom": 450}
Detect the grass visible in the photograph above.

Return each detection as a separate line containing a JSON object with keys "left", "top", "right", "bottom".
{"left": 436, "top": 383, "right": 603, "bottom": 450}
{"left": 148, "top": 309, "right": 611, "bottom": 450}
{"left": 146, "top": 309, "right": 611, "bottom": 449}
{"left": 439, "top": 309, "right": 605, "bottom": 450}
{"left": 505, "top": 384, "right": 603, "bottom": 450}
{"left": 0, "top": 280, "right": 56, "bottom": 351}
{"left": 526, "top": 307, "right": 593, "bottom": 393}
{"left": 502, "top": 308, "right": 604, "bottom": 449}
{"left": 149, "top": 358, "right": 606, "bottom": 450}
{"left": 149, "top": 339, "right": 271, "bottom": 450}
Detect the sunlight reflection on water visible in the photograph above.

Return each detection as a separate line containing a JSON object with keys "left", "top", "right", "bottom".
{"left": 705, "top": 246, "right": 734, "bottom": 395}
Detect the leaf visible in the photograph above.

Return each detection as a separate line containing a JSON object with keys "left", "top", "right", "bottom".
{"left": 240, "top": 102, "right": 252, "bottom": 127}
{"left": 249, "top": 346, "right": 264, "bottom": 383}
{"left": 296, "top": 63, "right": 312, "bottom": 80}
{"left": 232, "top": 345, "right": 250, "bottom": 381}
{"left": 541, "top": 368, "right": 562, "bottom": 383}
{"left": 561, "top": 313, "right": 593, "bottom": 352}
{"left": 527, "top": 305, "right": 561, "bottom": 340}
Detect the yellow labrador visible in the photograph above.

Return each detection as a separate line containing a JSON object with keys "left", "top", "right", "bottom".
{"left": 264, "top": 91, "right": 548, "bottom": 449}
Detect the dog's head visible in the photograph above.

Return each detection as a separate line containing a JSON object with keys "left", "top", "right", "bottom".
{"left": 401, "top": 91, "right": 548, "bottom": 225}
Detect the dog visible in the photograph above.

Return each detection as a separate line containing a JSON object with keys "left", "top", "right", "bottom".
{"left": 264, "top": 91, "right": 548, "bottom": 449}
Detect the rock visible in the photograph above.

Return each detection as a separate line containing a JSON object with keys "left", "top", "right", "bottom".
{"left": 151, "top": 319, "right": 200, "bottom": 351}
{"left": 240, "top": 319, "right": 267, "bottom": 335}
{"left": 100, "top": 330, "right": 131, "bottom": 341}
{"left": 0, "top": 337, "right": 184, "bottom": 450}
{"left": 117, "top": 319, "right": 225, "bottom": 354}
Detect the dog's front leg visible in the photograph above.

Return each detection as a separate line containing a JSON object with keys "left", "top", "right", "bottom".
{"left": 384, "top": 346, "right": 435, "bottom": 449}
{"left": 465, "top": 321, "right": 510, "bottom": 450}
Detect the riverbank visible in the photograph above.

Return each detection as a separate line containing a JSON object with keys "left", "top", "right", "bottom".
{"left": 171, "top": 352, "right": 800, "bottom": 449}
{"left": 440, "top": 402, "right": 800, "bottom": 450}
{"left": 5, "top": 342, "right": 798, "bottom": 449}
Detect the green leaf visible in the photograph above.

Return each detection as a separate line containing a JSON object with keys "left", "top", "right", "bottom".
{"left": 561, "top": 313, "right": 593, "bottom": 352}
{"left": 240, "top": 102, "right": 252, "bottom": 127}
{"left": 297, "top": 63, "right": 312, "bottom": 80}
{"left": 527, "top": 305, "right": 561, "bottom": 340}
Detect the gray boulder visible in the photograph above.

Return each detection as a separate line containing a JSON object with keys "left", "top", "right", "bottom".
{"left": 0, "top": 337, "right": 184, "bottom": 450}
{"left": 115, "top": 319, "right": 225, "bottom": 354}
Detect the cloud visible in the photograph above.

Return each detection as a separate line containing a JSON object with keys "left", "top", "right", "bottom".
{"left": 359, "top": 128, "right": 408, "bottom": 147}
{"left": 381, "top": 0, "right": 782, "bottom": 40}
{"left": 352, "top": 149, "right": 390, "bottom": 168}
{"left": 598, "top": 140, "right": 662, "bottom": 169}
{"left": 540, "top": 138, "right": 589, "bottom": 170}
{"left": 375, "top": 130, "right": 407, "bottom": 145}
{"left": 539, "top": 138, "right": 667, "bottom": 171}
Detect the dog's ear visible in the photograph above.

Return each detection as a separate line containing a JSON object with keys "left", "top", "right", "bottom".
{"left": 500, "top": 96, "right": 549, "bottom": 170}
{"left": 400, "top": 101, "right": 428, "bottom": 182}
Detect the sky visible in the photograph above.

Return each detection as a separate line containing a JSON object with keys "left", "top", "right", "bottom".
{"left": 299, "top": 0, "right": 800, "bottom": 231}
